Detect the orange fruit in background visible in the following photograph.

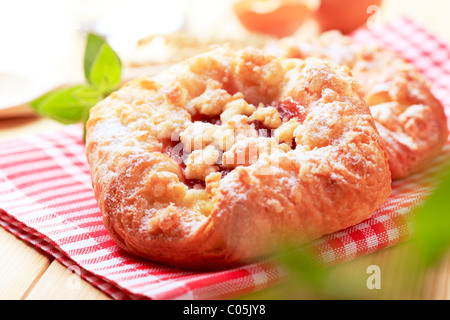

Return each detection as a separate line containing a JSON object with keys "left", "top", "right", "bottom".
{"left": 233, "top": 0, "right": 313, "bottom": 38}
{"left": 316, "top": 0, "right": 383, "bottom": 34}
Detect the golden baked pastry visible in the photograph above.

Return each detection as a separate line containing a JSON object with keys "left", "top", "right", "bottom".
{"left": 267, "top": 31, "right": 449, "bottom": 179}
{"left": 86, "top": 47, "right": 391, "bottom": 270}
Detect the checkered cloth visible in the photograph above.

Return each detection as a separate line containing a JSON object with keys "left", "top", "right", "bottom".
{"left": 1, "top": 17, "right": 449, "bottom": 300}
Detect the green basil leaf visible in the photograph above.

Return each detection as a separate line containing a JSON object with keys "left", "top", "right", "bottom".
{"left": 84, "top": 33, "right": 105, "bottom": 81}
{"left": 31, "top": 85, "right": 101, "bottom": 124}
{"left": 84, "top": 33, "right": 122, "bottom": 92}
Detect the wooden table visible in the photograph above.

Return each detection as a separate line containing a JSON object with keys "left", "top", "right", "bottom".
{"left": 1, "top": 0, "right": 450, "bottom": 300}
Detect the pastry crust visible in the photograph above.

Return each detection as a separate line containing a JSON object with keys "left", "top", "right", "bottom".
{"left": 86, "top": 47, "right": 391, "bottom": 270}
{"left": 267, "top": 31, "right": 449, "bottom": 179}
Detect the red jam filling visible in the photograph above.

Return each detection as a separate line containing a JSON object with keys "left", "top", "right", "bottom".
{"left": 163, "top": 139, "right": 237, "bottom": 189}
{"left": 191, "top": 113, "right": 222, "bottom": 125}
{"left": 164, "top": 99, "right": 306, "bottom": 188}
{"left": 272, "top": 97, "right": 307, "bottom": 123}
{"left": 163, "top": 141, "right": 205, "bottom": 189}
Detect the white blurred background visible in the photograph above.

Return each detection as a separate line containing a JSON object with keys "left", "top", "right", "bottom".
{"left": 1, "top": 0, "right": 450, "bottom": 117}
{"left": 0, "top": 0, "right": 220, "bottom": 114}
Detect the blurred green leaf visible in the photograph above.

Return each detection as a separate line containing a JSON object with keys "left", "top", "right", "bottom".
{"left": 84, "top": 33, "right": 122, "bottom": 91}
{"left": 30, "top": 85, "right": 100, "bottom": 124}
{"left": 413, "top": 164, "right": 450, "bottom": 266}
{"left": 276, "top": 247, "right": 325, "bottom": 288}
{"left": 274, "top": 247, "right": 364, "bottom": 299}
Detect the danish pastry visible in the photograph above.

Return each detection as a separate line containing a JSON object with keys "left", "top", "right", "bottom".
{"left": 86, "top": 47, "right": 391, "bottom": 270}
{"left": 267, "top": 31, "right": 449, "bottom": 179}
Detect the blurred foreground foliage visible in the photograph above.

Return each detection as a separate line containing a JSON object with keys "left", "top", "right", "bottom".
{"left": 244, "top": 163, "right": 450, "bottom": 300}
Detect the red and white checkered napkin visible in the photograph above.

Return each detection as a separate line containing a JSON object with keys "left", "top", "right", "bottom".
{"left": 1, "top": 17, "right": 450, "bottom": 300}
